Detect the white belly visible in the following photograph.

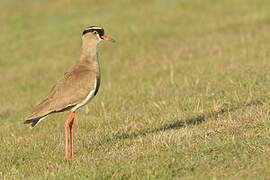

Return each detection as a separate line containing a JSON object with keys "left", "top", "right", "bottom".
{"left": 71, "top": 79, "right": 97, "bottom": 112}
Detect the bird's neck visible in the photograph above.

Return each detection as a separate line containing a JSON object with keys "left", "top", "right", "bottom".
{"left": 77, "top": 42, "right": 100, "bottom": 75}
{"left": 79, "top": 44, "right": 98, "bottom": 63}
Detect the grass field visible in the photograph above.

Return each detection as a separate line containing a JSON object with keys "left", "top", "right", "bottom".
{"left": 0, "top": 0, "right": 270, "bottom": 179}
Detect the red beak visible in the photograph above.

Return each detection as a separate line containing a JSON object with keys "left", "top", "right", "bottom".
{"left": 101, "top": 35, "right": 116, "bottom": 42}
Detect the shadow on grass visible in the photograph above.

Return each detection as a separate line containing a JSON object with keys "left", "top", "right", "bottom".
{"left": 101, "top": 100, "right": 264, "bottom": 144}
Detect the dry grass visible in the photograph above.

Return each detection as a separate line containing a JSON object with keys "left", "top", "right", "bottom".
{"left": 0, "top": 0, "right": 270, "bottom": 179}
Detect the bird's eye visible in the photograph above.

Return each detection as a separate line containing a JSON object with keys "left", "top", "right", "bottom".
{"left": 93, "top": 31, "right": 98, "bottom": 34}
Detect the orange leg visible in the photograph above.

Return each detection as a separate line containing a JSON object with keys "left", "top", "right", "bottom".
{"left": 69, "top": 116, "right": 75, "bottom": 158}
{"left": 64, "top": 111, "right": 75, "bottom": 160}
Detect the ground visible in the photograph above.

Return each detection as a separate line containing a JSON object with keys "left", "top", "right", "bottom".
{"left": 0, "top": 0, "right": 269, "bottom": 179}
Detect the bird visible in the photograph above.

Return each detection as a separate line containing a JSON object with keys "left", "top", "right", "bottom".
{"left": 24, "top": 26, "right": 115, "bottom": 160}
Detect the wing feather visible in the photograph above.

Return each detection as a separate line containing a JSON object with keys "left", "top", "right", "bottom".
{"left": 25, "top": 63, "right": 98, "bottom": 121}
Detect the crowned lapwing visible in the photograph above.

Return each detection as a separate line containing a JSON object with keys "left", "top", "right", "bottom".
{"left": 24, "top": 26, "right": 115, "bottom": 160}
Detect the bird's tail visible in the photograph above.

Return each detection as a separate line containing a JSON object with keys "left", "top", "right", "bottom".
{"left": 24, "top": 98, "right": 51, "bottom": 128}
{"left": 24, "top": 115, "right": 48, "bottom": 128}
{"left": 24, "top": 118, "right": 40, "bottom": 128}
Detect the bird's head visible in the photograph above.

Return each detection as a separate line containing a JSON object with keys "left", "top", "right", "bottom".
{"left": 82, "top": 26, "right": 115, "bottom": 44}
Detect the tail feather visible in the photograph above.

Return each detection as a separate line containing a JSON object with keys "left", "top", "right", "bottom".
{"left": 24, "top": 98, "right": 51, "bottom": 128}
{"left": 24, "top": 115, "right": 48, "bottom": 128}
{"left": 24, "top": 118, "right": 40, "bottom": 128}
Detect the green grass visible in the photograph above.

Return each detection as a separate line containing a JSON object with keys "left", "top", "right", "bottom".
{"left": 0, "top": 0, "right": 270, "bottom": 179}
